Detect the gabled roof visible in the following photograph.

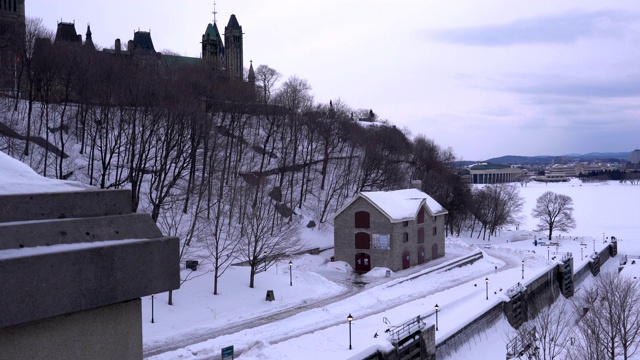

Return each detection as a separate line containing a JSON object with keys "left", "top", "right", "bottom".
{"left": 331, "top": 188, "right": 448, "bottom": 223}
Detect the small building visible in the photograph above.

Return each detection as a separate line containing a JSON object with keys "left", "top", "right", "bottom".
{"left": 332, "top": 185, "right": 448, "bottom": 272}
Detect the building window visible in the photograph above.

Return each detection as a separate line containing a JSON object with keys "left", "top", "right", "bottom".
{"left": 403, "top": 232, "right": 409, "bottom": 242}
{"left": 372, "top": 234, "right": 391, "bottom": 250}
{"left": 355, "top": 232, "right": 370, "bottom": 249}
{"left": 403, "top": 221, "right": 408, "bottom": 227}
{"left": 354, "top": 211, "right": 370, "bottom": 228}
{"left": 433, "top": 216, "right": 437, "bottom": 222}
{"left": 418, "top": 227, "right": 424, "bottom": 244}
{"left": 433, "top": 226, "right": 437, "bottom": 236}
{"left": 417, "top": 208, "right": 424, "bottom": 224}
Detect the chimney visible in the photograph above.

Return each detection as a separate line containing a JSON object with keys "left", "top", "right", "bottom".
{"left": 411, "top": 180, "right": 422, "bottom": 191}
{"left": 115, "top": 38, "right": 121, "bottom": 54}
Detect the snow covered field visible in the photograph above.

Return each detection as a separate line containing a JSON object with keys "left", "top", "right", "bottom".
{"left": 143, "top": 179, "right": 640, "bottom": 359}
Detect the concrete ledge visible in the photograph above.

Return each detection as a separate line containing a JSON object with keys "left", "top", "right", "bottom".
{"left": 0, "top": 189, "right": 131, "bottom": 223}
{"left": 0, "top": 299, "right": 142, "bottom": 360}
{"left": 0, "top": 213, "right": 163, "bottom": 250}
{"left": 0, "top": 237, "right": 179, "bottom": 328}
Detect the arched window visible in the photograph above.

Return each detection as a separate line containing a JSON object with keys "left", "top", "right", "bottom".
{"left": 417, "top": 208, "right": 425, "bottom": 224}
{"left": 355, "top": 232, "right": 371, "bottom": 249}
{"left": 354, "top": 211, "right": 370, "bottom": 228}
{"left": 417, "top": 227, "right": 424, "bottom": 244}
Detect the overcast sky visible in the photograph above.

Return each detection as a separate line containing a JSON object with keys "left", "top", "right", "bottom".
{"left": 27, "top": 0, "right": 640, "bottom": 160}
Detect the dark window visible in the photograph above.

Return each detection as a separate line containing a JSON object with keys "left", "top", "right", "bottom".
{"left": 433, "top": 216, "right": 437, "bottom": 222}
{"left": 433, "top": 226, "right": 437, "bottom": 236}
{"left": 403, "top": 232, "right": 409, "bottom": 242}
{"left": 355, "top": 232, "right": 371, "bottom": 249}
{"left": 403, "top": 221, "right": 409, "bottom": 227}
{"left": 417, "top": 208, "right": 424, "bottom": 224}
{"left": 418, "top": 227, "right": 424, "bottom": 244}
{"left": 354, "top": 211, "right": 370, "bottom": 228}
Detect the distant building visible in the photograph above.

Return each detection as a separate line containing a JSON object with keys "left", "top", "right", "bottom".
{"left": 467, "top": 163, "right": 525, "bottom": 184}
{"left": 4, "top": 1, "right": 256, "bottom": 98}
{"left": 629, "top": 149, "right": 640, "bottom": 170}
{"left": 332, "top": 181, "right": 448, "bottom": 272}
{"left": 0, "top": 0, "right": 25, "bottom": 95}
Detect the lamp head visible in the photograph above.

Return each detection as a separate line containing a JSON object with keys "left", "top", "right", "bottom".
{"left": 435, "top": 304, "right": 439, "bottom": 311}
{"left": 289, "top": 260, "right": 292, "bottom": 267}
{"left": 485, "top": 277, "right": 489, "bottom": 284}
{"left": 347, "top": 314, "right": 353, "bottom": 322}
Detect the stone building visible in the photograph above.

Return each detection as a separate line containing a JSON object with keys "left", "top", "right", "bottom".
{"left": 0, "top": 0, "right": 25, "bottom": 94}
{"left": 332, "top": 183, "right": 448, "bottom": 272}
{"left": 2, "top": 1, "right": 255, "bottom": 97}
{"left": 467, "top": 163, "right": 526, "bottom": 184}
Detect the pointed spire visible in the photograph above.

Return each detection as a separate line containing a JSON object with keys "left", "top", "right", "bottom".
{"left": 248, "top": 60, "right": 255, "bottom": 83}
{"left": 84, "top": 24, "right": 95, "bottom": 50}
{"left": 213, "top": 1, "right": 218, "bottom": 24}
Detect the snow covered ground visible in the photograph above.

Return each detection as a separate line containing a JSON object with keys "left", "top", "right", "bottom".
{"left": 1, "top": 150, "right": 637, "bottom": 359}
{"left": 143, "top": 179, "right": 640, "bottom": 360}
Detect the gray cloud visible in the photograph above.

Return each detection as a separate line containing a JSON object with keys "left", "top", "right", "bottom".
{"left": 508, "top": 74, "right": 640, "bottom": 98}
{"left": 426, "top": 9, "right": 638, "bottom": 46}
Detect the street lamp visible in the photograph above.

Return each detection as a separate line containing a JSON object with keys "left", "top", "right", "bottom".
{"left": 151, "top": 294, "right": 155, "bottom": 323}
{"left": 547, "top": 246, "right": 550, "bottom": 260}
{"left": 435, "top": 304, "right": 439, "bottom": 331}
{"left": 593, "top": 238, "right": 596, "bottom": 252}
{"left": 580, "top": 243, "right": 586, "bottom": 260}
{"left": 347, "top": 314, "right": 353, "bottom": 350}
{"left": 603, "top": 232, "right": 605, "bottom": 244}
{"left": 485, "top": 277, "right": 489, "bottom": 300}
{"left": 521, "top": 260, "right": 525, "bottom": 280}
{"left": 264, "top": 251, "right": 267, "bottom": 271}
{"left": 289, "top": 260, "right": 293, "bottom": 286}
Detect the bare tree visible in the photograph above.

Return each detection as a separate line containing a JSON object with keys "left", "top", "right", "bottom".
{"left": 571, "top": 272, "right": 640, "bottom": 360}
{"left": 508, "top": 298, "right": 574, "bottom": 360}
{"left": 237, "top": 183, "right": 303, "bottom": 288}
{"left": 254, "top": 64, "right": 281, "bottom": 105}
{"left": 531, "top": 191, "right": 576, "bottom": 240}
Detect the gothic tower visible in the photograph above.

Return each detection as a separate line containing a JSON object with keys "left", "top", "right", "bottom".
{"left": 201, "top": 22, "right": 224, "bottom": 72}
{"left": 224, "top": 14, "right": 243, "bottom": 80}
{"left": 0, "top": 0, "right": 25, "bottom": 94}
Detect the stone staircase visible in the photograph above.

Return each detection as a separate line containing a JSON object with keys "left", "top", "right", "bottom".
{"left": 0, "top": 188, "right": 179, "bottom": 360}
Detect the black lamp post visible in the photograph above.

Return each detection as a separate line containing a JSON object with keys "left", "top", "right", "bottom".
{"left": 289, "top": 260, "right": 293, "bottom": 286}
{"left": 547, "top": 246, "right": 550, "bottom": 260}
{"left": 151, "top": 294, "right": 155, "bottom": 323}
{"left": 593, "top": 238, "right": 596, "bottom": 252}
{"left": 435, "top": 304, "right": 439, "bottom": 331}
{"left": 264, "top": 251, "right": 267, "bottom": 271}
{"left": 485, "top": 277, "right": 489, "bottom": 300}
{"left": 521, "top": 260, "right": 525, "bottom": 280}
{"left": 347, "top": 314, "right": 353, "bottom": 350}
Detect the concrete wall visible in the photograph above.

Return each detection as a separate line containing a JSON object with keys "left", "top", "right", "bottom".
{"left": 0, "top": 299, "right": 142, "bottom": 360}
{"left": 0, "top": 188, "right": 179, "bottom": 360}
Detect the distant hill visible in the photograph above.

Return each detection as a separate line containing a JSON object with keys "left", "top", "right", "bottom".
{"left": 479, "top": 152, "right": 632, "bottom": 166}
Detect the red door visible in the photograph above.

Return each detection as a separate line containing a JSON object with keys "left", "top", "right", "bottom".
{"left": 402, "top": 251, "right": 410, "bottom": 269}
{"left": 355, "top": 253, "right": 371, "bottom": 272}
{"left": 418, "top": 247, "right": 425, "bottom": 264}
{"left": 432, "top": 243, "right": 439, "bottom": 259}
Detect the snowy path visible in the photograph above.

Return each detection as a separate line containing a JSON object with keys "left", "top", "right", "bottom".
{"left": 146, "top": 250, "right": 513, "bottom": 359}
